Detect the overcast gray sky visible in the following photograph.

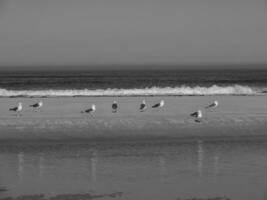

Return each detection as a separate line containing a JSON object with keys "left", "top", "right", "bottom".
{"left": 0, "top": 0, "right": 266, "bottom": 69}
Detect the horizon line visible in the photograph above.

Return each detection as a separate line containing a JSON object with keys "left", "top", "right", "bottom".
{"left": 0, "top": 63, "right": 266, "bottom": 71}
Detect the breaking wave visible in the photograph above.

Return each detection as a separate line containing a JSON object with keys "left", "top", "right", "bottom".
{"left": 0, "top": 85, "right": 263, "bottom": 97}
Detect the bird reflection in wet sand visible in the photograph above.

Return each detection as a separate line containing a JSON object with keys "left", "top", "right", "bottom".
{"left": 91, "top": 151, "right": 98, "bottom": 182}
{"left": 17, "top": 152, "right": 24, "bottom": 182}
{"left": 213, "top": 156, "right": 219, "bottom": 177}
{"left": 159, "top": 155, "right": 167, "bottom": 182}
{"left": 197, "top": 140, "right": 204, "bottom": 178}
{"left": 38, "top": 156, "right": 45, "bottom": 179}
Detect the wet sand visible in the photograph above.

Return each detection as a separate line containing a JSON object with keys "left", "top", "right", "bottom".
{"left": 0, "top": 96, "right": 266, "bottom": 141}
{"left": 0, "top": 138, "right": 266, "bottom": 200}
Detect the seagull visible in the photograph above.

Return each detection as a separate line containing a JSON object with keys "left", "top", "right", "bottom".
{"left": 206, "top": 100, "right": 218, "bottom": 109}
{"left": 139, "top": 100, "right": 147, "bottom": 112}
{"left": 190, "top": 110, "right": 203, "bottom": 123}
{"left": 112, "top": 101, "right": 118, "bottom": 113}
{"left": 152, "top": 100, "right": 164, "bottom": 108}
{"left": 81, "top": 104, "right": 96, "bottom": 116}
{"left": 9, "top": 102, "right": 22, "bottom": 115}
{"left": 29, "top": 101, "right": 43, "bottom": 111}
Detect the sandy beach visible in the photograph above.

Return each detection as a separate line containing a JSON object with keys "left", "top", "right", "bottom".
{"left": 0, "top": 96, "right": 266, "bottom": 141}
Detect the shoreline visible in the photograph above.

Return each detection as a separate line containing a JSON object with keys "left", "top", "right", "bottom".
{"left": 3, "top": 92, "right": 266, "bottom": 98}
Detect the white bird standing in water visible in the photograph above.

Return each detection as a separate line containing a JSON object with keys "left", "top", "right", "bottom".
{"left": 206, "top": 100, "right": 219, "bottom": 109}
{"left": 29, "top": 101, "right": 43, "bottom": 112}
{"left": 190, "top": 110, "right": 203, "bottom": 122}
{"left": 81, "top": 104, "right": 96, "bottom": 116}
{"left": 9, "top": 102, "right": 23, "bottom": 115}
{"left": 152, "top": 100, "right": 164, "bottom": 108}
{"left": 112, "top": 101, "right": 118, "bottom": 113}
{"left": 139, "top": 100, "right": 147, "bottom": 112}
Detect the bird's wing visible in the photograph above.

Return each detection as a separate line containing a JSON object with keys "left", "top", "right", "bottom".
{"left": 140, "top": 103, "right": 145, "bottom": 110}
{"left": 205, "top": 104, "right": 213, "bottom": 108}
{"left": 152, "top": 103, "right": 159, "bottom": 108}
{"left": 190, "top": 112, "right": 197, "bottom": 117}
{"left": 9, "top": 107, "right": 16, "bottom": 111}
{"left": 85, "top": 108, "right": 92, "bottom": 113}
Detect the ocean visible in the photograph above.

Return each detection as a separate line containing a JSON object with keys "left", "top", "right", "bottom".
{"left": 0, "top": 69, "right": 267, "bottom": 97}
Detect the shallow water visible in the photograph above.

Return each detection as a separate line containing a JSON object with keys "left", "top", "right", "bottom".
{"left": 0, "top": 138, "right": 267, "bottom": 200}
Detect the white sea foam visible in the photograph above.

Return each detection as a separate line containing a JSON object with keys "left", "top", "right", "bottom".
{"left": 0, "top": 85, "right": 262, "bottom": 97}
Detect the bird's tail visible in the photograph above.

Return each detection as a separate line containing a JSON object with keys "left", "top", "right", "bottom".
{"left": 9, "top": 108, "right": 15, "bottom": 111}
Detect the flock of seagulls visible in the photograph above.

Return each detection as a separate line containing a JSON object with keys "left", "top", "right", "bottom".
{"left": 9, "top": 101, "right": 43, "bottom": 116}
{"left": 190, "top": 100, "right": 219, "bottom": 122}
{"left": 78, "top": 100, "right": 165, "bottom": 115}
{"left": 9, "top": 99, "right": 219, "bottom": 122}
